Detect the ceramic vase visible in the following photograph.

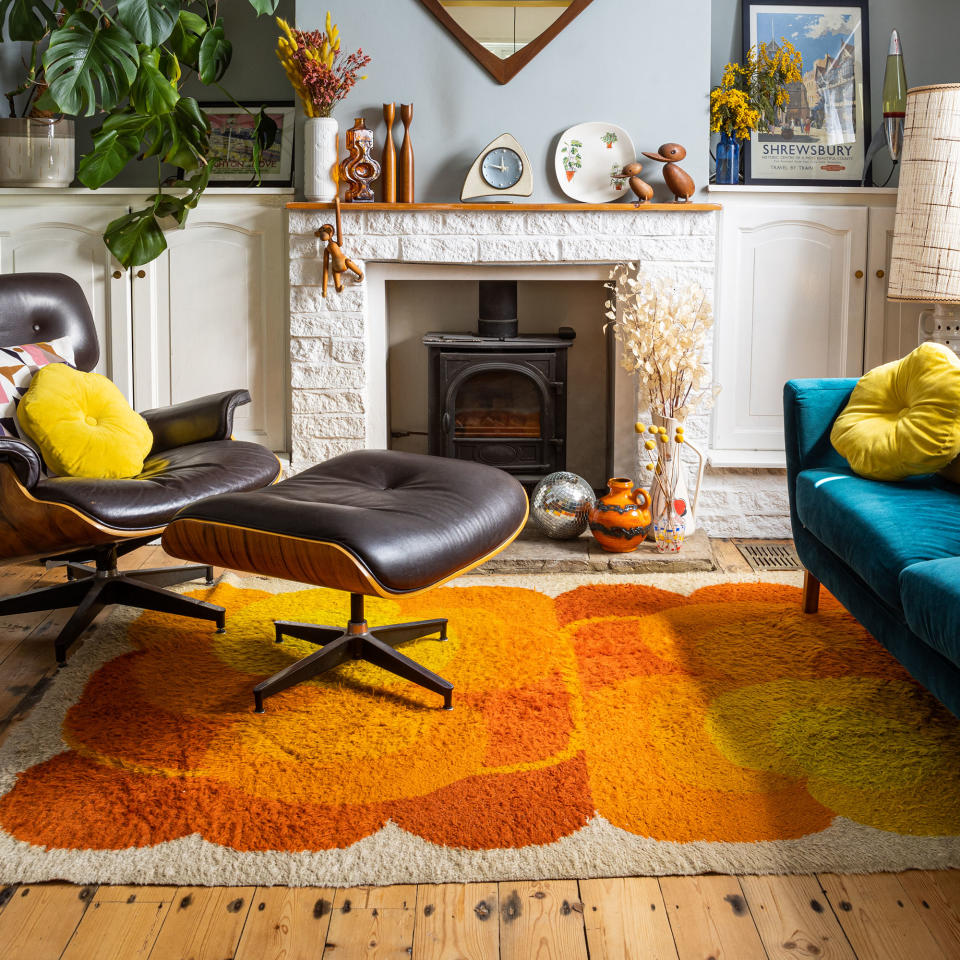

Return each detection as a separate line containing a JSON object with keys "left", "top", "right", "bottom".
{"left": 588, "top": 477, "right": 652, "bottom": 553}
{"left": 715, "top": 132, "right": 740, "bottom": 185}
{"left": 304, "top": 117, "right": 339, "bottom": 202}
{"left": 646, "top": 411, "right": 705, "bottom": 538}
{"left": 0, "top": 117, "right": 74, "bottom": 187}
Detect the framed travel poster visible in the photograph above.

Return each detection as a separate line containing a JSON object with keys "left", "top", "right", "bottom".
{"left": 199, "top": 102, "right": 295, "bottom": 186}
{"left": 742, "top": 1, "right": 870, "bottom": 186}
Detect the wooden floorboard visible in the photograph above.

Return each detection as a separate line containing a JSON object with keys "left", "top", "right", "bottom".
{"left": 0, "top": 546, "right": 956, "bottom": 959}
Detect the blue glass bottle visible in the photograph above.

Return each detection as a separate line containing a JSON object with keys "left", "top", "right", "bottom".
{"left": 715, "top": 132, "right": 740, "bottom": 185}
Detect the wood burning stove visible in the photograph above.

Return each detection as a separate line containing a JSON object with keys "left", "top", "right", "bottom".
{"left": 423, "top": 281, "right": 574, "bottom": 485}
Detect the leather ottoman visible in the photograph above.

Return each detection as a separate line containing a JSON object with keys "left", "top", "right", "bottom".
{"left": 163, "top": 450, "right": 528, "bottom": 712}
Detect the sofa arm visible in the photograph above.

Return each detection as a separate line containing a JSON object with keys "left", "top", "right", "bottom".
{"left": 141, "top": 389, "right": 251, "bottom": 455}
{"left": 0, "top": 437, "right": 42, "bottom": 489}
{"left": 783, "top": 379, "right": 857, "bottom": 477}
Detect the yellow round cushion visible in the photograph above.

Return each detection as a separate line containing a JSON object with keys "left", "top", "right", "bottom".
{"left": 831, "top": 342, "right": 960, "bottom": 481}
{"left": 17, "top": 363, "right": 153, "bottom": 479}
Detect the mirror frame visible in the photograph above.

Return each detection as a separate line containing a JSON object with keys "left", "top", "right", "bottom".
{"left": 418, "top": 0, "right": 595, "bottom": 84}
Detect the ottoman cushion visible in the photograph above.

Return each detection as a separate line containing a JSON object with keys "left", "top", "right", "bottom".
{"left": 166, "top": 450, "right": 528, "bottom": 593}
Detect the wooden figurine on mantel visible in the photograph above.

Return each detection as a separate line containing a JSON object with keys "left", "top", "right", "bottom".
{"left": 642, "top": 143, "right": 695, "bottom": 202}
{"left": 339, "top": 118, "right": 381, "bottom": 203}
{"left": 316, "top": 199, "right": 364, "bottom": 297}
{"left": 621, "top": 161, "right": 654, "bottom": 205}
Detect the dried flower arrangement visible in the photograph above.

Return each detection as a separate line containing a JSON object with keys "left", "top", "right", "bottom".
{"left": 605, "top": 264, "right": 717, "bottom": 550}
{"left": 276, "top": 13, "right": 370, "bottom": 119}
{"left": 711, "top": 39, "right": 803, "bottom": 140}
{"left": 604, "top": 264, "right": 718, "bottom": 421}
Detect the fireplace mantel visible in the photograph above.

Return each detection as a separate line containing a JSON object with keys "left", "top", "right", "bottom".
{"left": 288, "top": 201, "right": 722, "bottom": 213}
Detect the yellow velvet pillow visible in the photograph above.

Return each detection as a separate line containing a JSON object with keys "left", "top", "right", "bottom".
{"left": 831, "top": 342, "right": 960, "bottom": 481}
{"left": 17, "top": 363, "right": 153, "bottom": 479}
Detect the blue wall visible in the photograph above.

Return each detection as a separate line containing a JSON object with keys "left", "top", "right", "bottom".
{"left": 294, "top": 0, "right": 712, "bottom": 202}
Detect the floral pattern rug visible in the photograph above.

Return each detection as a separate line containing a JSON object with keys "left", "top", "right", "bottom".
{"left": 0, "top": 571, "right": 958, "bottom": 885}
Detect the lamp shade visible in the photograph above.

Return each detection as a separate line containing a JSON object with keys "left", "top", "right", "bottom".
{"left": 888, "top": 84, "right": 960, "bottom": 303}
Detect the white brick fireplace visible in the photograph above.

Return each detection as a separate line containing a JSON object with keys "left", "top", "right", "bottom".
{"left": 285, "top": 203, "right": 790, "bottom": 538}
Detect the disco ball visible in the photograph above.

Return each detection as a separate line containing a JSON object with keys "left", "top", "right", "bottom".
{"left": 530, "top": 472, "right": 596, "bottom": 539}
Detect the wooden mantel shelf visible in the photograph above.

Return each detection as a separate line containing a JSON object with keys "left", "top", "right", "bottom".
{"left": 286, "top": 201, "right": 721, "bottom": 212}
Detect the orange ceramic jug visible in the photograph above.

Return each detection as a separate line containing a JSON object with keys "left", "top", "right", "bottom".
{"left": 588, "top": 478, "right": 652, "bottom": 553}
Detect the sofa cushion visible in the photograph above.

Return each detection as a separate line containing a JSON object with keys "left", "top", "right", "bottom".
{"left": 830, "top": 343, "right": 960, "bottom": 481}
{"left": 900, "top": 558, "right": 960, "bottom": 666}
{"left": 795, "top": 466, "right": 960, "bottom": 606}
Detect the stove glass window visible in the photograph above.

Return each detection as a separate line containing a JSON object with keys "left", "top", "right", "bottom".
{"left": 453, "top": 369, "right": 542, "bottom": 438}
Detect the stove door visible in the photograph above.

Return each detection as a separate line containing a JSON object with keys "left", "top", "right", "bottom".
{"left": 434, "top": 355, "right": 562, "bottom": 480}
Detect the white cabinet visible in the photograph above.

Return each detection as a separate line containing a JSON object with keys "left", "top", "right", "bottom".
{"left": 711, "top": 187, "right": 921, "bottom": 459}
{"left": 0, "top": 189, "right": 289, "bottom": 451}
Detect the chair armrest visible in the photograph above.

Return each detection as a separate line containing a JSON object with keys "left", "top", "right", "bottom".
{"left": 0, "top": 437, "right": 42, "bottom": 489}
{"left": 141, "top": 389, "right": 251, "bottom": 455}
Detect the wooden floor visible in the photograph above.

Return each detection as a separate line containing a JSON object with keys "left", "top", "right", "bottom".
{"left": 0, "top": 543, "right": 957, "bottom": 959}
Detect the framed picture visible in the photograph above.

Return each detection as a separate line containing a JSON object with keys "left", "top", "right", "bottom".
{"left": 198, "top": 102, "right": 295, "bottom": 186}
{"left": 742, "top": 1, "right": 870, "bottom": 186}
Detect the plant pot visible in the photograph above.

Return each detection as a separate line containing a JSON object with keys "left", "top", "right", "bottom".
{"left": 304, "top": 116, "right": 339, "bottom": 202}
{"left": 588, "top": 477, "right": 652, "bottom": 553}
{"left": 715, "top": 132, "right": 740, "bottom": 185}
{"left": 565, "top": 169, "right": 575, "bottom": 182}
{"left": 0, "top": 117, "right": 74, "bottom": 188}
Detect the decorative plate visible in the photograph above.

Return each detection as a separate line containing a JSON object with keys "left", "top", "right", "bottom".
{"left": 555, "top": 121, "right": 636, "bottom": 203}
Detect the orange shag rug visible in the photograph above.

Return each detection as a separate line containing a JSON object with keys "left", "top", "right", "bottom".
{"left": 0, "top": 572, "right": 959, "bottom": 885}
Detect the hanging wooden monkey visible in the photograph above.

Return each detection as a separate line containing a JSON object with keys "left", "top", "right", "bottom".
{"left": 316, "top": 198, "right": 364, "bottom": 297}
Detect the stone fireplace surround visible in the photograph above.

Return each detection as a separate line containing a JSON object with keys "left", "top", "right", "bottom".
{"left": 286, "top": 203, "right": 790, "bottom": 538}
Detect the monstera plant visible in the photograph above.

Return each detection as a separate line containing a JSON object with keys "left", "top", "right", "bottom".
{"left": 1, "top": 0, "right": 280, "bottom": 266}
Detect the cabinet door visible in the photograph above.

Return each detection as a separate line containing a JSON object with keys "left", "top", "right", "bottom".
{"left": 863, "top": 205, "right": 928, "bottom": 368}
{"left": 714, "top": 203, "right": 868, "bottom": 451}
{"left": 132, "top": 199, "right": 286, "bottom": 450}
{"left": 0, "top": 202, "right": 132, "bottom": 398}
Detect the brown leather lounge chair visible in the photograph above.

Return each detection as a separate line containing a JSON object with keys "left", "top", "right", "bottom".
{"left": 0, "top": 273, "right": 282, "bottom": 663}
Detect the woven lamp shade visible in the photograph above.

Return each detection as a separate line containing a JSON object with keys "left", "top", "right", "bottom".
{"left": 888, "top": 84, "right": 960, "bottom": 303}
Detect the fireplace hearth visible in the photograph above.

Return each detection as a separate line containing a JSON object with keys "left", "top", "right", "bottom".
{"left": 423, "top": 281, "right": 575, "bottom": 485}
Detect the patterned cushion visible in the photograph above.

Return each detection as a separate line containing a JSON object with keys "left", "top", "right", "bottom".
{"left": 0, "top": 337, "right": 75, "bottom": 440}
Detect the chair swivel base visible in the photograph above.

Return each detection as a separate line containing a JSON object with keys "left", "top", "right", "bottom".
{"left": 0, "top": 543, "right": 225, "bottom": 664}
{"left": 254, "top": 593, "right": 453, "bottom": 713}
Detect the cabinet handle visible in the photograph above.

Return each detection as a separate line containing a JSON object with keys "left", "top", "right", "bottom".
{"left": 136, "top": 269, "right": 146, "bottom": 279}
{"left": 112, "top": 270, "right": 122, "bottom": 279}
{"left": 876, "top": 269, "right": 885, "bottom": 279}
{"left": 855, "top": 270, "right": 864, "bottom": 279}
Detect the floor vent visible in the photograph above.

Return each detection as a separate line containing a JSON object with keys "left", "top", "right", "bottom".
{"left": 735, "top": 540, "right": 802, "bottom": 571}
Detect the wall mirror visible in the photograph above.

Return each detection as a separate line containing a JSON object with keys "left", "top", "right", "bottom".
{"left": 418, "top": 0, "right": 594, "bottom": 84}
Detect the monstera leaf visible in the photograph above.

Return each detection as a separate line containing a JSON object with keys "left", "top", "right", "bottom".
{"left": 197, "top": 17, "right": 231, "bottom": 84}
{"left": 78, "top": 110, "right": 150, "bottom": 187}
{"left": 0, "top": 0, "right": 55, "bottom": 42}
{"left": 167, "top": 10, "right": 207, "bottom": 69}
{"left": 253, "top": 107, "right": 278, "bottom": 182}
{"left": 43, "top": 10, "right": 140, "bottom": 116}
{"left": 246, "top": 0, "right": 280, "bottom": 13}
{"left": 115, "top": 0, "right": 179, "bottom": 47}
{"left": 129, "top": 46, "right": 178, "bottom": 115}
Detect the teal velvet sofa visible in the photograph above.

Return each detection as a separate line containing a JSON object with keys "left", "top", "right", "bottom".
{"left": 784, "top": 378, "right": 960, "bottom": 718}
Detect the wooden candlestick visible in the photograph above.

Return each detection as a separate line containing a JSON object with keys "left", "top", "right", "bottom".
{"left": 398, "top": 103, "right": 414, "bottom": 203}
{"left": 382, "top": 102, "right": 397, "bottom": 203}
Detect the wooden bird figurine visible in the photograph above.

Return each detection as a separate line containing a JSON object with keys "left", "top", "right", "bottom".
{"left": 642, "top": 143, "right": 695, "bottom": 202}
{"left": 316, "top": 198, "right": 364, "bottom": 297}
{"left": 621, "top": 161, "right": 654, "bottom": 205}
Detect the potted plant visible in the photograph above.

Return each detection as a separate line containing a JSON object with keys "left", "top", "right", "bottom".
{"left": 710, "top": 40, "right": 802, "bottom": 184}
{"left": 601, "top": 130, "right": 618, "bottom": 149}
{"left": 274, "top": 12, "right": 370, "bottom": 202}
{"left": 561, "top": 139, "right": 582, "bottom": 181}
{"left": 0, "top": 1, "right": 282, "bottom": 266}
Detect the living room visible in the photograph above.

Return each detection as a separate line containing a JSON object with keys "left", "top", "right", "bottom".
{"left": 0, "top": 0, "right": 958, "bottom": 957}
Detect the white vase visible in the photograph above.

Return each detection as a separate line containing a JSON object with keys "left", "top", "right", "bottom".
{"left": 646, "top": 411, "right": 705, "bottom": 536}
{"left": 0, "top": 117, "right": 74, "bottom": 187}
{"left": 304, "top": 117, "right": 339, "bottom": 202}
